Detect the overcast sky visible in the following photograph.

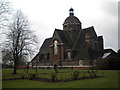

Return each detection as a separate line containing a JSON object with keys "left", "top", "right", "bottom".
{"left": 8, "top": 0, "right": 118, "bottom": 52}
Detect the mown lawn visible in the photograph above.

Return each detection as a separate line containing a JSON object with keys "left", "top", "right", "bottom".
{"left": 2, "top": 69, "right": 119, "bottom": 88}
{"left": 2, "top": 69, "right": 75, "bottom": 79}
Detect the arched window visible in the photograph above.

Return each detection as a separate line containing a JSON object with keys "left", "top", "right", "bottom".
{"left": 68, "top": 52, "right": 71, "bottom": 60}
{"left": 54, "top": 40, "right": 58, "bottom": 55}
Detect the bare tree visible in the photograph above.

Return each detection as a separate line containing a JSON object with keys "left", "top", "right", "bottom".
{"left": 0, "top": 0, "right": 11, "bottom": 28}
{"left": 6, "top": 10, "right": 38, "bottom": 74}
{"left": 2, "top": 48, "right": 13, "bottom": 68}
{"left": 0, "top": 0, "right": 11, "bottom": 53}
{"left": 2, "top": 45, "right": 27, "bottom": 68}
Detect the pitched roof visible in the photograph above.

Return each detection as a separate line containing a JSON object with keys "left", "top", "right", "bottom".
{"left": 102, "top": 49, "right": 117, "bottom": 59}
{"left": 72, "top": 26, "right": 99, "bottom": 60}
{"left": 72, "top": 26, "right": 97, "bottom": 50}
{"left": 102, "top": 53, "right": 111, "bottom": 58}
{"left": 53, "top": 29, "right": 70, "bottom": 43}
{"left": 30, "top": 51, "right": 40, "bottom": 62}
{"left": 72, "top": 29, "right": 85, "bottom": 50}
{"left": 39, "top": 38, "right": 52, "bottom": 54}
{"left": 83, "top": 26, "right": 97, "bottom": 38}
{"left": 31, "top": 38, "right": 52, "bottom": 62}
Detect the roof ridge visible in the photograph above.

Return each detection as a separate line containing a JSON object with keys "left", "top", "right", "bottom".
{"left": 55, "top": 28, "right": 62, "bottom": 31}
{"left": 53, "top": 29, "right": 69, "bottom": 43}
{"left": 82, "top": 26, "right": 94, "bottom": 30}
{"left": 72, "top": 29, "right": 83, "bottom": 50}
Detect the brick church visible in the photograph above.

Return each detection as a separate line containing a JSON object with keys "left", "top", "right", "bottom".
{"left": 30, "top": 8, "right": 104, "bottom": 69}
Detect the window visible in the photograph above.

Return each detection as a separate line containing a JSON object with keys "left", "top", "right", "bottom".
{"left": 54, "top": 40, "right": 58, "bottom": 55}
{"left": 68, "top": 52, "right": 71, "bottom": 60}
{"left": 93, "top": 60, "right": 96, "bottom": 67}
{"left": 79, "top": 60, "right": 83, "bottom": 66}
{"left": 85, "top": 34, "right": 92, "bottom": 44}
{"left": 44, "top": 54, "right": 47, "bottom": 59}
{"left": 64, "top": 25, "right": 67, "bottom": 27}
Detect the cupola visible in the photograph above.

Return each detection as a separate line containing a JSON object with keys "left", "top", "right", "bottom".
{"left": 69, "top": 8, "right": 74, "bottom": 16}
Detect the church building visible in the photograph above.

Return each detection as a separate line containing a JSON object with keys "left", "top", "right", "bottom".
{"left": 30, "top": 8, "right": 104, "bottom": 69}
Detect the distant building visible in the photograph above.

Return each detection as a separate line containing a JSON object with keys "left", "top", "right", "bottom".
{"left": 30, "top": 8, "right": 104, "bottom": 69}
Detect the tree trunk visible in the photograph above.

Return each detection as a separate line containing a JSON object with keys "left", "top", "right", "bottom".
{"left": 13, "top": 68, "right": 17, "bottom": 74}
{"left": 12, "top": 56, "right": 18, "bottom": 74}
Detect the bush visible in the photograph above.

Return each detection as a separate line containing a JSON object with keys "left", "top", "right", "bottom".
{"left": 82, "top": 72, "right": 86, "bottom": 78}
{"left": 71, "top": 70, "right": 79, "bottom": 80}
{"left": 87, "top": 70, "right": 93, "bottom": 78}
{"left": 87, "top": 70, "right": 97, "bottom": 78}
{"left": 21, "top": 74, "right": 26, "bottom": 79}
{"left": 50, "top": 73, "right": 57, "bottom": 82}
{"left": 96, "top": 58, "right": 120, "bottom": 70}
{"left": 96, "top": 59, "right": 108, "bottom": 70}
{"left": 29, "top": 74, "right": 37, "bottom": 80}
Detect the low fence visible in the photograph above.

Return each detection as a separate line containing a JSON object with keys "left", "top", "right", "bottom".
{"left": 32, "top": 65, "right": 92, "bottom": 69}
{"left": 31, "top": 60, "right": 93, "bottom": 69}
{"left": 17, "top": 65, "right": 32, "bottom": 69}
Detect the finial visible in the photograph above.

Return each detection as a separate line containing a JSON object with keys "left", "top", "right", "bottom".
{"left": 69, "top": 8, "right": 74, "bottom": 16}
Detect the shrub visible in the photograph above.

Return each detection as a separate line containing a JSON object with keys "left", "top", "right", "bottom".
{"left": 50, "top": 73, "right": 57, "bottom": 82}
{"left": 96, "top": 56, "right": 120, "bottom": 70}
{"left": 96, "top": 59, "right": 109, "bottom": 70}
{"left": 29, "top": 74, "right": 37, "bottom": 80}
{"left": 87, "top": 70, "right": 94, "bottom": 78}
{"left": 21, "top": 74, "right": 26, "bottom": 79}
{"left": 90, "top": 70, "right": 97, "bottom": 77}
{"left": 82, "top": 72, "right": 86, "bottom": 78}
{"left": 71, "top": 70, "right": 79, "bottom": 80}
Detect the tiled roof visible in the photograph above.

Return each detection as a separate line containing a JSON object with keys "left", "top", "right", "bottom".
{"left": 39, "top": 38, "right": 52, "bottom": 54}
{"left": 54, "top": 29, "right": 70, "bottom": 43}
{"left": 72, "top": 26, "right": 97, "bottom": 50}
{"left": 72, "top": 26, "right": 99, "bottom": 59}
{"left": 102, "top": 49, "right": 117, "bottom": 59}
{"left": 63, "top": 15, "right": 81, "bottom": 25}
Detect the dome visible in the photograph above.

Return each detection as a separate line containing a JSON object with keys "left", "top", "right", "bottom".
{"left": 63, "top": 8, "right": 82, "bottom": 31}
{"left": 63, "top": 15, "right": 81, "bottom": 25}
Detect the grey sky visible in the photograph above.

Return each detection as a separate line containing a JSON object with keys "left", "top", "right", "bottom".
{"left": 6, "top": 0, "right": 119, "bottom": 52}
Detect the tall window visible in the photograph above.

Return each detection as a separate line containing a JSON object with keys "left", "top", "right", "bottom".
{"left": 54, "top": 40, "right": 58, "bottom": 55}
{"left": 68, "top": 52, "right": 71, "bottom": 60}
{"left": 93, "top": 60, "right": 96, "bottom": 67}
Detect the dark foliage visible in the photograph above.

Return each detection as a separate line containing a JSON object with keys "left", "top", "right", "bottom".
{"left": 50, "top": 73, "right": 57, "bottom": 82}
{"left": 96, "top": 57, "right": 120, "bottom": 70}
{"left": 71, "top": 70, "right": 79, "bottom": 80}
{"left": 29, "top": 74, "right": 37, "bottom": 80}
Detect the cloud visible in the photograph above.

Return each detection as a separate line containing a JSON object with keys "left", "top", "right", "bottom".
{"left": 99, "top": 2, "right": 118, "bottom": 17}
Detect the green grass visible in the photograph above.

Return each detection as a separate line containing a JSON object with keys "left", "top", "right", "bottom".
{"left": 2, "top": 69, "right": 119, "bottom": 88}
{"left": 2, "top": 69, "right": 73, "bottom": 79}
{"left": 2, "top": 69, "right": 94, "bottom": 80}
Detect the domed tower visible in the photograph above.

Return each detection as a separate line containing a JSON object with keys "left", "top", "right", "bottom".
{"left": 63, "top": 8, "right": 82, "bottom": 43}
{"left": 63, "top": 8, "right": 82, "bottom": 31}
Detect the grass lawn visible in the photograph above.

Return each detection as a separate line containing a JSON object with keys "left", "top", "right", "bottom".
{"left": 2, "top": 69, "right": 119, "bottom": 88}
